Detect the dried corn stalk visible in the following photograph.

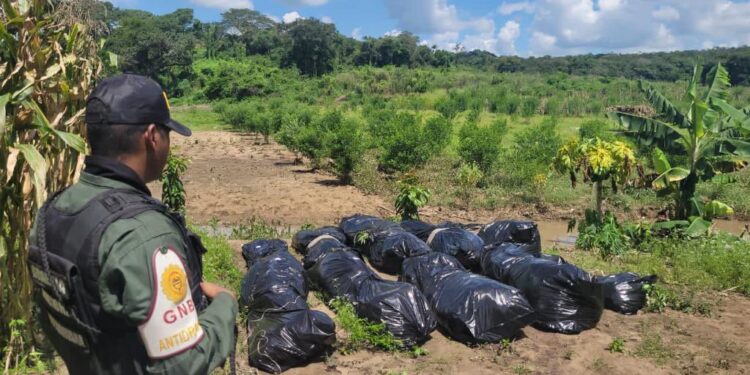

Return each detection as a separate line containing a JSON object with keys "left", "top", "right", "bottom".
{"left": 1, "top": 0, "right": 102, "bottom": 352}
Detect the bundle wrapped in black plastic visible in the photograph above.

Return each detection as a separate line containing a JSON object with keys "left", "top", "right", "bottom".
{"left": 247, "top": 309, "right": 335, "bottom": 374}
{"left": 481, "top": 248, "right": 603, "bottom": 334}
{"left": 302, "top": 235, "right": 347, "bottom": 269}
{"left": 426, "top": 227, "right": 486, "bottom": 272}
{"left": 487, "top": 242, "right": 541, "bottom": 259}
{"left": 362, "top": 228, "right": 431, "bottom": 274}
{"left": 242, "top": 239, "right": 290, "bottom": 265}
{"left": 339, "top": 214, "right": 400, "bottom": 245}
{"left": 307, "top": 248, "right": 437, "bottom": 346}
{"left": 478, "top": 221, "right": 542, "bottom": 256}
{"left": 240, "top": 239, "right": 336, "bottom": 373}
{"left": 401, "top": 253, "right": 536, "bottom": 344}
{"left": 399, "top": 220, "right": 437, "bottom": 241}
{"left": 594, "top": 273, "right": 658, "bottom": 315}
{"left": 241, "top": 249, "right": 308, "bottom": 312}
{"left": 291, "top": 226, "right": 347, "bottom": 254}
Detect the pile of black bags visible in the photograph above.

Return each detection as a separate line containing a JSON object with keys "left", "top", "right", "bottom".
{"left": 339, "top": 214, "right": 400, "bottom": 245}
{"left": 305, "top": 242, "right": 437, "bottom": 346}
{"left": 240, "top": 240, "right": 336, "bottom": 373}
{"left": 401, "top": 252, "right": 536, "bottom": 344}
{"left": 481, "top": 246, "right": 604, "bottom": 334}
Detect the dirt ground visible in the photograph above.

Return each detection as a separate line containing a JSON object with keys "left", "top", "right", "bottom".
{"left": 164, "top": 131, "right": 749, "bottom": 375}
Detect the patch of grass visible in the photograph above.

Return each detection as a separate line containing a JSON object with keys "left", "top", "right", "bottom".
{"left": 171, "top": 105, "right": 231, "bottom": 132}
{"left": 608, "top": 337, "right": 625, "bottom": 353}
{"left": 512, "top": 363, "right": 532, "bottom": 375}
{"left": 229, "top": 217, "right": 292, "bottom": 241}
{"left": 634, "top": 334, "right": 674, "bottom": 365}
{"left": 548, "top": 232, "right": 750, "bottom": 298}
{"left": 329, "top": 297, "right": 404, "bottom": 354}
{"left": 563, "top": 350, "right": 574, "bottom": 360}
{"left": 192, "top": 226, "right": 243, "bottom": 294}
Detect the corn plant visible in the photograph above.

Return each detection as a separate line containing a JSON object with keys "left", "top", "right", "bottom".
{"left": 1, "top": 0, "right": 102, "bottom": 353}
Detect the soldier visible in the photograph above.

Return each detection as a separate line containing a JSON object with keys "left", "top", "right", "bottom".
{"left": 27, "top": 74, "right": 237, "bottom": 374}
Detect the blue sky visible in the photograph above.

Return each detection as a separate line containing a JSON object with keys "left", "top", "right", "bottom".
{"left": 110, "top": 0, "right": 750, "bottom": 57}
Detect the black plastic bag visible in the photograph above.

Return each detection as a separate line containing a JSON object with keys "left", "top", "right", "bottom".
{"left": 303, "top": 235, "right": 347, "bottom": 270}
{"left": 401, "top": 253, "right": 535, "bottom": 344}
{"left": 247, "top": 309, "right": 335, "bottom": 374}
{"left": 339, "top": 214, "right": 399, "bottom": 245}
{"left": 594, "top": 273, "right": 658, "bottom": 315}
{"left": 481, "top": 248, "right": 603, "bottom": 334}
{"left": 364, "top": 229, "right": 431, "bottom": 274}
{"left": 240, "top": 249, "right": 308, "bottom": 312}
{"left": 478, "top": 221, "right": 541, "bottom": 256}
{"left": 486, "top": 241, "right": 541, "bottom": 259}
{"left": 307, "top": 248, "right": 437, "bottom": 346}
{"left": 292, "top": 227, "right": 347, "bottom": 254}
{"left": 399, "top": 220, "right": 436, "bottom": 241}
{"left": 242, "top": 239, "right": 289, "bottom": 265}
{"left": 427, "top": 227, "right": 486, "bottom": 272}
{"left": 240, "top": 239, "right": 337, "bottom": 373}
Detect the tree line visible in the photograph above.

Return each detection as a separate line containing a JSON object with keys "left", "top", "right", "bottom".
{"left": 87, "top": 2, "right": 750, "bottom": 95}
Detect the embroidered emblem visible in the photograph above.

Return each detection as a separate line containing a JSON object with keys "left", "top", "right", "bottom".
{"left": 161, "top": 264, "right": 187, "bottom": 304}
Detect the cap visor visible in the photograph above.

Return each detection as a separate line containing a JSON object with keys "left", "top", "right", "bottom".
{"left": 164, "top": 119, "right": 192, "bottom": 137}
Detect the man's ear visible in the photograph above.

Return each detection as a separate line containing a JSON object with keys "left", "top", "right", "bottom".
{"left": 144, "top": 123, "right": 159, "bottom": 149}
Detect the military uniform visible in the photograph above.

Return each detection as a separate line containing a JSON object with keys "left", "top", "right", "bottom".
{"left": 28, "top": 75, "right": 237, "bottom": 374}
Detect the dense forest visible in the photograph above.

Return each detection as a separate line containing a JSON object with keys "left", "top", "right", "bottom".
{"left": 85, "top": 2, "right": 750, "bottom": 96}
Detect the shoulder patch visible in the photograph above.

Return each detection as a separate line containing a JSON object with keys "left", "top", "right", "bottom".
{"left": 138, "top": 247, "right": 204, "bottom": 359}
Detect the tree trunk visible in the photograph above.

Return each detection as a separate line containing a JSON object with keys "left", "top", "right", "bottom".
{"left": 677, "top": 172, "right": 699, "bottom": 219}
{"left": 593, "top": 180, "right": 603, "bottom": 215}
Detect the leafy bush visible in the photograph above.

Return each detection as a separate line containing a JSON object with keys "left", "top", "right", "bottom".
{"left": 422, "top": 114, "right": 453, "bottom": 155}
{"left": 378, "top": 113, "right": 430, "bottom": 173}
{"left": 579, "top": 119, "right": 615, "bottom": 141}
{"left": 325, "top": 117, "right": 366, "bottom": 183}
{"left": 575, "top": 210, "right": 630, "bottom": 258}
{"left": 457, "top": 118, "right": 507, "bottom": 172}
{"left": 500, "top": 118, "right": 563, "bottom": 188}
{"left": 160, "top": 150, "right": 190, "bottom": 214}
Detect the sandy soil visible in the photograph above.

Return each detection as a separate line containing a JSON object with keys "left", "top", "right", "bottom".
{"left": 156, "top": 131, "right": 750, "bottom": 375}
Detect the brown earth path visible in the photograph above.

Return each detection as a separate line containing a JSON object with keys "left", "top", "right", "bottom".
{"left": 157, "top": 131, "right": 749, "bottom": 375}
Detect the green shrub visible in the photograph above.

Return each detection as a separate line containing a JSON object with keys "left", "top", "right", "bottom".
{"left": 422, "top": 114, "right": 452, "bottom": 155}
{"left": 325, "top": 117, "right": 366, "bottom": 183}
{"left": 579, "top": 119, "right": 615, "bottom": 141}
{"left": 500, "top": 117, "right": 562, "bottom": 187}
{"left": 379, "top": 113, "right": 431, "bottom": 173}
{"left": 160, "top": 150, "right": 189, "bottom": 214}
{"left": 394, "top": 177, "right": 431, "bottom": 220}
{"left": 457, "top": 118, "right": 507, "bottom": 172}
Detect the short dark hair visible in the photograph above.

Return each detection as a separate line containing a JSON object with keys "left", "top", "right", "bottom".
{"left": 87, "top": 123, "right": 168, "bottom": 157}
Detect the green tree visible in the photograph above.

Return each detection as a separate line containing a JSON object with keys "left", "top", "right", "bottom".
{"left": 285, "top": 19, "right": 337, "bottom": 76}
{"left": 608, "top": 64, "right": 750, "bottom": 219}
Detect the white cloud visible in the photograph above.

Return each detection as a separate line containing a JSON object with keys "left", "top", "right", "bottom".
{"left": 422, "top": 31, "right": 460, "bottom": 51}
{"left": 351, "top": 27, "right": 363, "bottom": 40}
{"left": 384, "top": 0, "right": 491, "bottom": 34}
{"left": 384, "top": 29, "right": 403, "bottom": 37}
{"left": 523, "top": 0, "right": 750, "bottom": 56}
{"left": 497, "top": 20, "right": 521, "bottom": 55}
{"left": 498, "top": 1, "right": 533, "bottom": 15}
{"left": 652, "top": 6, "right": 680, "bottom": 21}
{"left": 276, "top": 0, "right": 327, "bottom": 6}
{"left": 189, "top": 0, "right": 252, "bottom": 10}
{"left": 321, "top": 16, "right": 333, "bottom": 24}
{"left": 282, "top": 11, "right": 302, "bottom": 23}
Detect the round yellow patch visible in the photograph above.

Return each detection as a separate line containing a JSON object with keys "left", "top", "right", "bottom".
{"left": 161, "top": 264, "right": 187, "bottom": 304}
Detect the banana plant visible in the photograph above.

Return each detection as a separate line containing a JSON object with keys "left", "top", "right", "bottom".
{"left": 609, "top": 64, "right": 750, "bottom": 220}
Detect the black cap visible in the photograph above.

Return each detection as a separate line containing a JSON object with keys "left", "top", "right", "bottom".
{"left": 85, "top": 74, "right": 191, "bottom": 136}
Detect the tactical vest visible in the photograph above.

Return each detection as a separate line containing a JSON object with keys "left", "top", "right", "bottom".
{"left": 28, "top": 188, "right": 207, "bottom": 374}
